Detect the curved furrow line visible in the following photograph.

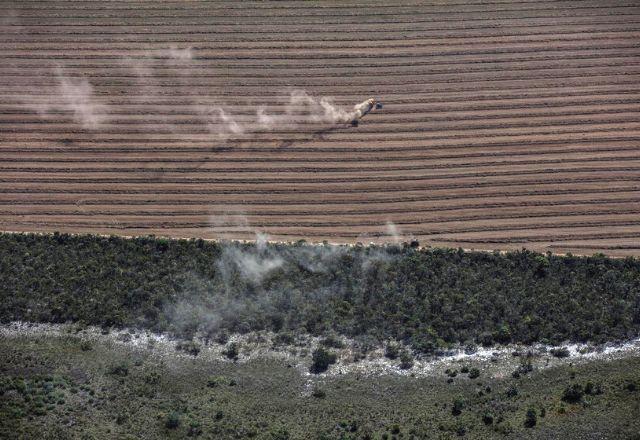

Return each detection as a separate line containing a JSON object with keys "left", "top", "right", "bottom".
{"left": 5, "top": 136, "right": 640, "bottom": 154}
{"left": 8, "top": 8, "right": 640, "bottom": 27}
{"left": 4, "top": 218, "right": 640, "bottom": 234}
{"left": 6, "top": 119, "right": 640, "bottom": 137}
{"left": 6, "top": 203, "right": 640, "bottom": 220}
{"left": 7, "top": 108, "right": 639, "bottom": 127}
{"left": 3, "top": 166, "right": 640, "bottom": 185}
{"left": 432, "top": 231, "right": 640, "bottom": 244}
{"left": 9, "top": 3, "right": 638, "bottom": 18}
{"left": 6, "top": 96, "right": 640, "bottom": 117}
{"left": 1, "top": 176, "right": 638, "bottom": 195}
{"left": 6, "top": 145, "right": 640, "bottom": 164}
{"left": 6, "top": 15, "right": 639, "bottom": 35}
{"left": 6, "top": 50, "right": 640, "bottom": 70}
{"left": 2, "top": 185, "right": 639, "bottom": 207}
{"left": 4, "top": 41, "right": 639, "bottom": 59}
{"left": 5, "top": 154, "right": 640, "bottom": 174}
{"left": 5, "top": 33, "right": 640, "bottom": 52}
{"left": 8, "top": 78, "right": 639, "bottom": 98}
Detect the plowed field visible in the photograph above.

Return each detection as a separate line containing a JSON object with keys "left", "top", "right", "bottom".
{"left": 1, "top": 1, "right": 640, "bottom": 255}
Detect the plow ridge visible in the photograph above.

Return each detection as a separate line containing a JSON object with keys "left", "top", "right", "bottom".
{"left": 1, "top": 0, "right": 639, "bottom": 255}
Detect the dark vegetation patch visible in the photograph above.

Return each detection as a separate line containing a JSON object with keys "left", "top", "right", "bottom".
{"left": 1, "top": 233, "right": 639, "bottom": 353}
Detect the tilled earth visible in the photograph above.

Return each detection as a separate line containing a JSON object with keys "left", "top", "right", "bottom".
{"left": 1, "top": 1, "right": 640, "bottom": 255}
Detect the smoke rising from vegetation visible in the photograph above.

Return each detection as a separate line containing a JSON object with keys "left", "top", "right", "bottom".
{"left": 385, "top": 221, "right": 402, "bottom": 244}
{"left": 166, "top": 235, "right": 398, "bottom": 339}
{"left": 162, "top": 216, "right": 404, "bottom": 338}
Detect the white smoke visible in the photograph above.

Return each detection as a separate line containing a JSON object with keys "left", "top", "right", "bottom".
{"left": 224, "top": 248, "right": 284, "bottom": 285}
{"left": 385, "top": 221, "right": 402, "bottom": 244}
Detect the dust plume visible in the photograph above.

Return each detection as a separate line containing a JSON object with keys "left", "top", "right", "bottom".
{"left": 209, "top": 107, "right": 245, "bottom": 140}
{"left": 193, "top": 86, "right": 377, "bottom": 140}
{"left": 163, "top": 45, "right": 193, "bottom": 61}
{"left": 32, "top": 70, "right": 108, "bottom": 129}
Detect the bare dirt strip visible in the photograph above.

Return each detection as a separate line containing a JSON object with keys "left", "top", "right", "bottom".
{"left": 1, "top": 0, "right": 639, "bottom": 256}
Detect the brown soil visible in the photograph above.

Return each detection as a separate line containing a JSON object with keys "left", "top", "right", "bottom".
{"left": 1, "top": 0, "right": 639, "bottom": 256}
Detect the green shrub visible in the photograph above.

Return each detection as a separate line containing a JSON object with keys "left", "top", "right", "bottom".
{"left": 176, "top": 340, "right": 201, "bottom": 356}
{"left": 399, "top": 350, "right": 414, "bottom": 370}
{"left": 309, "top": 348, "right": 337, "bottom": 374}
{"left": 584, "top": 381, "right": 603, "bottom": 395}
{"left": 222, "top": 342, "right": 239, "bottom": 361}
{"left": 273, "top": 332, "right": 295, "bottom": 346}
{"left": 108, "top": 363, "right": 129, "bottom": 377}
{"left": 311, "top": 387, "right": 326, "bottom": 399}
{"left": 320, "top": 335, "right": 345, "bottom": 349}
{"left": 468, "top": 368, "right": 480, "bottom": 379}
{"left": 562, "top": 384, "right": 584, "bottom": 403}
{"left": 187, "top": 420, "right": 202, "bottom": 437}
{"left": 384, "top": 343, "right": 400, "bottom": 360}
{"left": 165, "top": 411, "right": 180, "bottom": 429}
{"left": 524, "top": 408, "right": 537, "bottom": 428}
{"left": 550, "top": 348, "right": 570, "bottom": 358}
{"left": 452, "top": 398, "right": 464, "bottom": 416}
{"left": 506, "top": 386, "right": 518, "bottom": 398}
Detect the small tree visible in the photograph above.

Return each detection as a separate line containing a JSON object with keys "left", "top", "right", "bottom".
{"left": 468, "top": 368, "right": 480, "bottom": 379}
{"left": 309, "top": 347, "right": 337, "bottom": 374}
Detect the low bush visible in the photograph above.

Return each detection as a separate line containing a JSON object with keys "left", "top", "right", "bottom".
{"left": 562, "top": 384, "right": 584, "bottom": 403}
{"left": 309, "top": 347, "right": 337, "bottom": 374}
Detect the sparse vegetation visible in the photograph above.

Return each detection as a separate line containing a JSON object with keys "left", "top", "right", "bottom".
{"left": 1, "top": 326, "right": 639, "bottom": 439}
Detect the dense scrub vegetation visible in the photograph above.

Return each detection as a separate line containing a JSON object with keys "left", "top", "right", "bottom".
{"left": 1, "top": 233, "right": 639, "bottom": 352}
